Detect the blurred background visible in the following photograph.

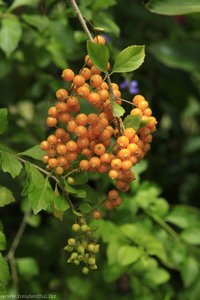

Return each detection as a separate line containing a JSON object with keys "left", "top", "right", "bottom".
{"left": 0, "top": 0, "right": 200, "bottom": 299}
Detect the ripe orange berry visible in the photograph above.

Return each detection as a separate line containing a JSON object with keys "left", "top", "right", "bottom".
{"left": 55, "top": 166, "right": 64, "bottom": 175}
{"left": 56, "top": 102, "right": 68, "bottom": 113}
{"left": 111, "top": 83, "right": 119, "bottom": 90}
{"left": 46, "top": 117, "right": 57, "bottom": 127}
{"left": 121, "top": 159, "right": 132, "bottom": 170}
{"left": 100, "top": 153, "right": 112, "bottom": 165}
{"left": 48, "top": 148, "right": 57, "bottom": 158}
{"left": 109, "top": 169, "right": 119, "bottom": 180}
{"left": 138, "top": 100, "right": 149, "bottom": 111}
{"left": 73, "top": 75, "right": 85, "bottom": 87}
{"left": 88, "top": 113, "right": 99, "bottom": 125}
{"left": 77, "top": 136, "right": 90, "bottom": 148}
{"left": 40, "top": 141, "right": 49, "bottom": 151}
{"left": 98, "top": 164, "right": 109, "bottom": 173}
{"left": 79, "top": 159, "right": 89, "bottom": 171}
{"left": 111, "top": 158, "right": 122, "bottom": 170}
{"left": 48, "top": 158, "right": 58, "bottom": 169}
{"left": 101, "top": 82, "right": 109, "bottom": 90}
{"left": 77, "top": 86, "right": 90, "bottom": 98}
{"left": 114, "top": 196, "right": 122, "bottom": 207}
{"left": 90, "top": 65, "right": 101, "bottom": 75}
{"left": 117, "top": 148, "right": 131, "bottom": 160}
{"left": 56, "top": 144, "right": 67, "bottom": 155}
{"left": 66, "top": 140, "right": 78, "bottom": 152}
{"left": 67, "top": 95, "right": 79, "bottom": 107}
{"left": 90, "top": 74, "right": 103, "bottom": 88}
{"left": 92, "top": 210, "right": 101, "bottom": 219}
{"left": 104, "top": 200, "right": 114, "bottom": 210}
{"left": 97, "top": 89, "right": 109, "bottom": 101}
{"left": 57, "top": 156, "right": 68, "bottom": 167}
{"left": 80, "top": 67, "right": 92, "bottom": 80}
{"left": 89, "top": 157, "right": 101, "bottom": 168}
{"left": 42, "top": 155, "right": 49, "bottom": 164}
{"left": 117, "top": 136, "right": 129, "bottom": 148}
{"left": 67, "top": 120, "right": 77, "bottom": 133}
{"left": 132, "top": 95, "right": 145, "bottom": 106}
{"left": 127, "top": 143, "right": 138, "bottom": 155}
{"left": 76, "top": 114, "right": 88, "bottom": 126}
{"left": 84, "top": 54, "right": 93, "bottom": 67}
{"left": 75, "top": 125, "right": 87, "bottom": 137}
{"left": 47, "top": 134, "right": 58, "bottom": 145}
{"left": 56, "top": 88, "right": 68, "bottom": 101}
{"left": 48, "top": 106, "right": 58, "bottom": 118}
{"left": 94, "top": 143, "right": 105, "bottom": 156}
{"left": 99, "top": 129, "right": 111, "bottom": 141}
{"left": 143, "top": 108, "right": 152, "bottom": 117}
{"left": 87, "top": 92, "right": 101, "bottom": 106}
{"left": 62, "top": 69, "right": 74, "bottom": 81}
{"left": 94, "top": 35, "right": 106, "bottom": 45}
{"left": 108, "top": 189, "right": 119, "bottom": 201}
{"left": 124, "top": 128, "right": 136, "bottom": 140}
{"left": 66, "top": 152, "right": 77, "bottom": 161}
{"left": 81, "top": 148, "right": 92, "bottom": 157}
{"left": 130, "top": 108, "right": 143, "bottom": 117}
{"left": 55, "top": 128, "right": 66, "bottom": 139}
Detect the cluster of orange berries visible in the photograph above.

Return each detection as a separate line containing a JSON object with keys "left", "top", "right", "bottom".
{"left": 40, "top": 35, "right": 157, "bottom": 212}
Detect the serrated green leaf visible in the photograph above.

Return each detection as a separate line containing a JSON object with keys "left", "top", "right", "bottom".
{"left": 181, "top": 227, "right": 200, "bottom": 245}
{"left": 0, "top": 109, "right": 8, "bottom": 135}
{"left": 79, "top": 203, "right": 92, "bottom": 214}
{"left": 19, "top": 145, "right": 44, "bottom": 161}
{"left": 0, "top": 232, "right": 6, "bottom": 251}
{"left": 117, "top": 245, "right": 141, "bottom": 266}
{"left": 112, "top": 45, "right": 145, "bottom": 73}
{"left": 112, "top": 102, "right": 125, "bottom": 118}
{"left": 145, "top": 0, "right": 200, "bottom": 15}
{"left": 0, "top": 151, "right": 23, "bottom": 178}
{"left": 123, "top": 115, "right": 141, "bottom": 130}
{"left": 0, "top": 253, "right": 10, "bottom": 286}
{"left": 24, "top": 163, "right": 54, "bottom": 214}
{"left": 144, "top": 268, "right": 170, "bottom": 285}
{"left": 8, "top": 0, "right": 39, "bottom": 11}
{"left": 0, "top": 16, "right": 22, "bottom": 57}
{"left": 87, "top": 41, "right": 109, "bottom": 72}
{"left": 0, "top": 186, "right": 15, "bottom": 207}
{"left": 181, "top": 256, "right": 199, "bottom": 288}
{"left": 54, "top": 193, "right": 69, "bottom": 212}
{"left": 16, "top": 257, "right": 39, "bottom": 279}
{"left": 22, "top": 14, "right": 49, "bottom": 32}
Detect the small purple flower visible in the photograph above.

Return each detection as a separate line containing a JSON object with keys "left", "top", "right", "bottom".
{"left": 120, "top": 79, "right": 139, "bottom": 95}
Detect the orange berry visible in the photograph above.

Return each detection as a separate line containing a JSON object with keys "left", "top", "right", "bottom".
{"left": 55, "top": 166, "right": 64, "bottom": 175}
{"left": 47, "top": 148, "right": 56, "bottom": 158}
{"left": 62, "top": 69, "right": 74, "bottom": 81}
{"left": 57, "top": 156, "right": 68, "bottom": 167}
{"left": 127, "top": 143, "right": 138, "bottom": 155}
{"left": 101, "top": 82, "right": 109, "bottom": 90}
{"left": 113, "top": 89, "right": 121, "bottom": 99}
{"left": 115, "top": 180, "right": 129, "bottom": 191}
{"left": 90, "top": 74, "right": 103, "bottom": 88}
{"left": 114, "top": 196, "right": 122, "bottom": 207}
{"left": 92, "top": 210, "right": 101, "bottom": 219}
{"left": 90, "top": 65, "right": 101, "bottom": 75}
{"left": 67, "top": 120, "right": 77, "bottom": 133}
{"left": 66, "top": 152, "right": 77, "bottom": 161}
{"left": 48, "top": 106, "right": 58, "bottom": 118}
{"left": 40, "top": 141, "right": 49, "bottom": 151}
{"left": 130, "top": 108, "right": 143, "bottom": 117}
{"left": 94, "top": 143, "right": 105, "bottom": 156}
{"left": 84, "top": 54, "right": 93, "bottom": 67}
{"left": 100, "top": 153, "right": 112, "bottom": 165}
{"left": 124, "top": 128, "right": 136, "bottom": 140}
{"left": 117, "top": 148, "right": 131, "bottom": 160}
{"left": 143, "top": 108, "right": 152, "bottom": 117}
{"left": 138, "top": 100, "right": 149, "bottom": 111}
{"left": 67, "top": 95, "right": 79, "bottom": 107}
{"left": 42, "top": 155, "right": 49, "bottom": 164}
{"left": 56, "top": 101, "right": 68, "bottom": 113}
{"left": 58, "top": 113, "right": 71, "bottom": 123}
{"left": 55, "top": 128, "right": 66, "bottom": 139}
{"left": 77, "top": 86, "right": 90, "bottom": 98}
{"left": 75, "top": 125, "right": 87, "bottom": 137}
{"left": 66, "top": 140, "right": 78, "bottom": 152}
{"left": 109, "top": 169, "right": 119, "bottom": 180}
{"left": 79, "top": 159, "right": 89, "bottom": 171}
{"left": 132, "top": 95, "right": 145, "bottom": 106}
{"left": 111, "top": 158, "right": 122, "bottom": 170}
{"left": 80, "top": 67, "right": 92, "bottom": 80}
{"left": 56, "top": 144, "right": 67, "bottom": 155}
{"left": 108, "top": 189, "right": 119, "bottom": 201}
{"left": 73, "top": 75, "right": 85, "bottom": 87}
{"left": 104, "top": 200, "right": 114, "bottom": 210}
{"left": 88, "top": 113, "right": 99, "bottom": 125}
{"left": 111, "top": 83, "right": 119, "bottom": 90}
{"left": 76, "top": 113, "right": 88, "bottom": 126}
{"left": 89, "top": 157, "right": 101, "bottom": 168}
{"left": 121, "top": 159, "right": 132, "bottom": 170}
{"left": 46, "top": 117, "right": 57, "bottom": 127}
{"left": 77, "top": 136, "right": 90, "bottom": 149}
{"left": 94, "top": 35, "right": 106, "bottom": 45}
{"left": 117, "top": 136, "right": 129, "bottom": 148}
{"left": 56, "top": 88, "right": 68, "bottom": 101}
{"left": 99, "top": 129, "right": 111, "bottom": 141}
{"left": 47, "top": 134, "right": 58, "bottom": 145}
{"left": 48, "top": 158, "right": 58, "bottom": 169}
{"left": 87, "top": 92, "right": 101, "bottom": 106}
{"left": 81, "top": 148, "right": 92, "bottom": 157}
{"left": 98, "top": 164, "right": 109, "bottom": 173}
{"left": 97, "top": 89, "right": 109, "bottom": 101}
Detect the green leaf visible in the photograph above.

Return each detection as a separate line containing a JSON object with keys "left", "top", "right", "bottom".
{"left": 72, "top": 172, "right": 89, "bottom": 185}
{"left": 181, "top": 227, "right": 200, "bottom": 245}
{"left": 0, "top": 109, "right": 8, "bottom": 135}
{"left": 0, "top": 16, "right": 22, "bottom": 57}
{"left": 64, "top": 182, "right": 86, "bottom": 198}
{"left": 145, "top": 0, "right": 200, "bottom": 15}
{"left": 8, "top": 0, "right": 39, "bottom": 11}
{"left": 16, "top": 257, "right": 39, "bottom": 279}
{"left": 79, "top": 203, "right": 92, "bottom": 214}
{"left": 24, "top": 163, "right": 54, "bottom": 214}
{"left": 112, "top": 45, "right": 145, "bottom": 74}
{"left": 117, "top": 245, "right": 141, "bottom": 266}
{"left": 112, "top": 102, "right": 125, "bottom": 118}
{"left": 181, "top": 256, "right": 199, "bottom": 288}
{"left": 22, "top": 14, "right": 49, "bottom": 32}
{"left": 94, "top": 13, "right": 120, "bottom": 37}
{"left": 0, "top": 232, "right": 6, "bottom": 251}
{"left": 87, "top": 41, "right": 109, "bottom": 72}
{"left": 19, "top": 145, "right": 44, "bottom": 161}
{"left": 166, "top": 205, "right": 200, "bottom": 229}
{"left": 144, "top": 268, "right": 170, "bottom": 285}
{"left": 123, "top": 115, "right": 141, "bottom": 130}
{"left": 150, "top": 41, "right": 200, "bottom": 73}
{"left": 54, "top": 194, "right": 69, "bottom": 212}
{"left": 92, "top": 0, "right": 116, "bottom": 10}
{"left": 0, "top": 186, "right": 15, "bottom": 207}
{"left": 0, "top": 253, "right": 10, "bottom": 286}
{"left": 0, "top": 151, "right": 23, "bottom": 178}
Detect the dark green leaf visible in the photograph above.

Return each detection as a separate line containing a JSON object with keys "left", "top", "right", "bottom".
{"left": 72, "top": 172, "right": 89, "bottom": 185}
{"left": 181, "top": 256, "right": 199, "bottom": 288}
{"left": 24, "top": 163, "right": 54, "bottom": 214}
{"left": 54, "top": 193, "right": 69, "bottom": 212}
{"left": 64, "top": 182, "right": 86, "bottom": 198}
{"left": 8, "top": 0, "right": 39, "bottom": 11}
{"left": 112, "top": 45, "right": 145, "bottom": 73}
{"left": 0, "top": 232, "right": 6, "bottom": 251}
{"left": 150, "top": 41, "right": 200, "bottom": 73}
{"left": 79, "top": 203, "right": 92, "bottom": 214}
{"left": 0, "top": 254, "right": 10, "bottom": 286}
{"left": 0, "top": 186, "right": 15, "bottom": 207}
{"left": 16, "top": 257, "right": 39, "bottom": 279}
{"left": 0, "top": 109, "right": 8, "bottom": 135}
{"left": 117, "top": 245, "right": 141, "bottom": 266}
{"left": 112, "top": 102, "right": 125, "bottom": 117}
{"left": 0, "top": 16, "right": 22, "bottom": 57}
{"left": 22, "top": 14, "right": 49, "bottom": 32}
{"left": 181, "top": 227, "right": 200, "bottom": 245}
{"left": 92, "top": 0, "right": 116, "bottom": 10}
{"left": 123, "top": 115, "right": 141, "bottom": 130}
{"left": 145, "top": 0, "right": 200, "bottom": 15}
{"left": 0, "top": 151, "right": 23, "bottom": 178}
{"left": 87, "top": 41, "right": 109, "bottom": 72}
{"left": 19, "top": 145, "right": 44, "bottom": 161}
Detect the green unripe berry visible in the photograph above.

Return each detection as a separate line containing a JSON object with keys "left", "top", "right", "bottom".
{"left": 87, "top": 244, "right": 95, "bottom": 252}
{"left": 82, "top": 267, "right": 89, "bottom": 274}
{"left": 72, "top": 223, "right": 81, "bottom": 232}
{"left": 81, "top": 224, "right": 90, "bottom": 232}
{"left": 67, "top": 177, "right": 75, "bottom": 185}
{"left": 68, "top": 238, "right": 76, "bottom": 246}
{"left": 64, "top": 245, "right": 74, "bottom": 252}
{"left": 71, "top": 252, "right": 78, "bottom": 260}
{"left": 88, "top": 256, "right": 96, "bottom": 265}
{"left": 77, "top": 245, "right": 85, "bottom": 255}
{"left": 89, "top": 264, "right": 98, "bottom": 270}
{"left": 78, "top": 255, "right": 83, "bottom": 261}
{"left": 74, "top": 259, "right": 80, "bottom": 265}
{"left": 93, "top": 244, "right": 100, "bottom": 253}
{"left": 81, "top": 240, "right": 88, "bottom": 248}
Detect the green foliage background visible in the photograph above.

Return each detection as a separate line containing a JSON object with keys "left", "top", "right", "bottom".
{"left": 0, "top": 0, "right": 200, "bottom": 299}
